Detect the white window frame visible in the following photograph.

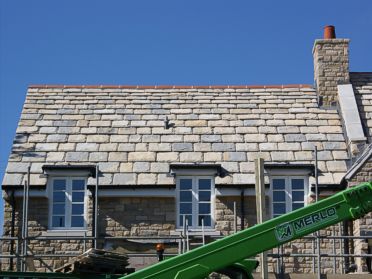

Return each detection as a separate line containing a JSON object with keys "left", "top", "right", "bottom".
{"left": 270, "top": 175, "right": 308, "bottom": 218}
{"left": 176, "top": 175, "right": 215, "bottom": 230}
{"left": 48, "top": 176, "right": 88, "bottom": 230}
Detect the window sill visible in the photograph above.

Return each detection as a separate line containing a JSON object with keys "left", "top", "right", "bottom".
{"left": 170, "top": 230, "right": 221, "bottom": 237}
{"left": 42, "top": 230, "right": 89, "bottom": 237}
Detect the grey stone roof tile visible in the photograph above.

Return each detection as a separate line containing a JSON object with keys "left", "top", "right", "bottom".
{"left": 2, "top": 85, "right": 350, "bottom": 187}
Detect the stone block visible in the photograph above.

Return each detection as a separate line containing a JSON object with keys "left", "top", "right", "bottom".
{"left": 160, "top": 135, "right": 183, "bottom": 142}
{"left": 47, "top": 134, "right": 68, "bottom": 143}
{"left": 76, "top": 143, "right": 98, "bottom": 152}
{"left": 100, "top": 143, "right": 119, "bottom": 151}
{"left": 120, "top": 163, "right": 133, "bottom": 172}
{"left": 243, "top": 119, "right": 265, "bottom": 126}
{"left": 46, "top": 152, "right": 65, "bottom": 161}
{"left": 222, "top": 135, "right": 244, "bottom": 142}
{"left": 326, "top": 161, "right": 347, "bottom": 172}
{"left": 294, "top": 151, "right": 313, "bottom": 160}
{"left": 306, "top": 134, "right": 327, "bottom": 141}
{"left": 142, "top": 135, "right": 161, "bottom": 143}
{"left": 157, "top": 152, "right": 179, "bottom": 162}
{"left": 135, "top": 143, "right": 148, "bottom": 151}
{"left": 223, "top": 152, "right": 246, "bottom": 161}
{"left": 157, "top": 173, "right": 174, "bottom": 184}
{"left": 108, "top": 152, "right": 128, "bottom": 162}
{"left": 2, "top": 173, "right": 24, "bottom": 185}
{"left": 214, "top": 127, "right": 235, "bottom": 134}
{"left": 185, "top": 120, "right": 207, "bottom": 127}
{"left": 212, "top": 143, "right": 235, "bottom": 151}
{"left": 278, "top": 142, "right": 301, "bottom": 151}
{"left": 133, "top": 162, "right": 150, "bottom": 172}
{"left": 5, "top": 162, "right": 30, "bottom": 173}
{"left": 65, "top": 152, "right": 89, "bottom": 161}
{"left": 117, "top": 144, "right": 135, "bottom": 152}
{"left": 201, "top": 135, "right": 221, "bottom": 143}
{"left": 87, "top": 135, "right": 110, "bottom": 143}
{"left": 259, "top": 143, "right": 277, "bottom": 151}
{"left": 35, "top": 143, "right": 58, "bottom": 151}
{"left": 110, "top": 135, "right": 129, "bottom": 143}
{"left": 244, "top": 134, "right": 267, "bottom": 143}
{"left": 58, "top": 143, "right": 76, "bottom": 151}
{"left": 149, "top": 143, "right": 171, "bottom": 152}
{"left": 258, "top": 126, "right": 277, "bottom": 134}
{"left": 128, "top": 152, "right": 156, "bottom": 161}
{"left": 180, "top": 152, "right": 203, "bottom": 162}
{"left": 113, "top": 173, "right": 136, "bottom": 185}
{"left": 277, "top": 126, "right": 300, "bottom": 133}
{"left": 99, "top": 162, "right": 120, "bottom": 172}
{"left": 284, "top": 134, "right": 306, "bottom": 142}
{"left": 204, "top": 152, "right": 222, "bottom": 161}
{"left": 323, "top": 142, "right": 346, "bottom": 150}
{"left": 184, "top": 135, "right": 199, "bottom": 142}
{"left": 221, "top": 162, "right": 239, "bottom": 172}
{"left": 194, "top": 143, "right": 211, "bottom": 152}
{"left": 150, "top": 163, "right": 169, "bottom": 173}
{"left": 68, "top": 135, "right": 87, "bottom": 143}
{"left": 236, "top": 143, "right": 258, "bottom": 151}
{"left": 89, "top": 152, "right": 108, "bottom": 161}
{"left": 271, "top": 151, "right": 294, "bottom": 161}
{"left": 172, "top": 143, "right": 193, "bottom": 151}
{"left": 138, "top": 173, "right": 157, "bottom": 184}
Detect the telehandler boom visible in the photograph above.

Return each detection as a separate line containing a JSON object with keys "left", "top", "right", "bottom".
{"left": 121, "top": 182, "right": 372, "bottom": 279}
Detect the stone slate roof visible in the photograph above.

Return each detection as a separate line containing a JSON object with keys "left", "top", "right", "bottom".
{"left": 351, "top": 72, "right": 372, "bottom": 143}
{"left": 2, "top": 85, "right": 349, "bottom": 188}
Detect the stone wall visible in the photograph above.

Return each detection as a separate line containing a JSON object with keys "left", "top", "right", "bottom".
{"left": 313, "top": 39, "right": 350, "bottom": 106}
{"left": 348, "top": 158, "right": 372, "bottom": 273}
{"left": 1, "top": 194, "right": 352, "bottom": 273}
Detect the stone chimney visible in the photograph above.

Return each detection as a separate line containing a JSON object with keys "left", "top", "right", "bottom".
{"left": 313, "top": 26, "right": 350, "bottom": 106}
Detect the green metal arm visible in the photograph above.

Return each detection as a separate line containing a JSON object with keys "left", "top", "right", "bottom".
{"left": 121, "top": 182, "right": 372, "bottom": 279}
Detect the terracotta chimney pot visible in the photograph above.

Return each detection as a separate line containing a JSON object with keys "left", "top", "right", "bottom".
{"left": 324, "top": 25, "right": 336, "bottom": 39}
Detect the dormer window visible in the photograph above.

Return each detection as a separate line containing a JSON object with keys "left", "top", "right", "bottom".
{"left": 177, "top": 176, "right": 214, "bottom": 229}
{"left": 170, "top": 164, "right": 222, "bottom": 230}
{"left": 49, "top": 177, "right": 87, "bottom": 229}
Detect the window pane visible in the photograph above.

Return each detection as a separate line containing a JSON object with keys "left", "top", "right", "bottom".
{"left": 273, "top": 203, "right": 286, "bottom": 214}
{"left": 292, "top": 203, "right": 304, "bottom": 210}
{"left": 52, "top": 216, "right": 65, "bottom": 227}
{"left": 180, "top": 203, "right": 192, "bottom": 214}
{"left": 179, "top": 215, "right": 192, "bottom": 227}
{"left": 71, "top": 216, "right": 84, "bottom": 227}
{"left": 53, "top": 204, "right": 65, "bottom": 215}
{"left": 292, "top": 179, "right": 304, "bottom": 190}
{"left": 198, "top": 215, "right": 211, "bottom": 226}
{"left": 53, "top": 192, "right": 65, "bottom": 203}
{"left": 199, "top": 191, "right": 211, "bottom": 201}
{"left": 53, "top": 180, "right": 66, "bottom": 191}
{"left": 72, "top": 180, "right": 85, "bottom": 191}
{"left": 180, "top": 191, "right": 192, "bottom": 202}
{"left": 292, "top": 191, "right": 304, "bottom": 202}
{"left": 273, "top": 191, "right": 285, "bottom": 202}
{"left": 199, "top": 179, "right": 211, "bottom": 190}
{"left": 198, "top": 203, "right": 211, "bottom": 214}
{"left": 273, "top": 179, "right": 285, "bottom": 190}
{"left": 72, "top": 192, "right": 85, "bottom": 202}
{"left": 72, "top": 204, "right": 84, "bottom": 215}
{"left": 180, "top": 179, "right": 192, "bottom": 190}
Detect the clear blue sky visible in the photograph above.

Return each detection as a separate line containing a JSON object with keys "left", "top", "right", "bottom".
{"left": 0, "top": 1, "right": 371, "bottom": 233}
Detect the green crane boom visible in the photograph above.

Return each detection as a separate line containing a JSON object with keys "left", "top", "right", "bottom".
{"left": 121, "top": 182, "right": 372, "bottom": 279}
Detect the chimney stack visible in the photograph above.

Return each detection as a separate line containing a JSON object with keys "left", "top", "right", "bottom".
{"left": 313, "top": 26, "right": 350, "bottom": 106}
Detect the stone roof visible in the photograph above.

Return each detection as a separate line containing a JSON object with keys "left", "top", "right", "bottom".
{"left": 2, "top": 85, "right": 349, "bottom": 188}
{"left": 351, "top": 72, "right": 372, "bottom": 143}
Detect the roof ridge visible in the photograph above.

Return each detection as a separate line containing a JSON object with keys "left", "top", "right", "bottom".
{"left": 28, "top": 84, "right": 313, "bottom": 89}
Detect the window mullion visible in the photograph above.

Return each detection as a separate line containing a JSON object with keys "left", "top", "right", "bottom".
{"left": 66, "top": 178, "right": 72, "bottom": 228}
